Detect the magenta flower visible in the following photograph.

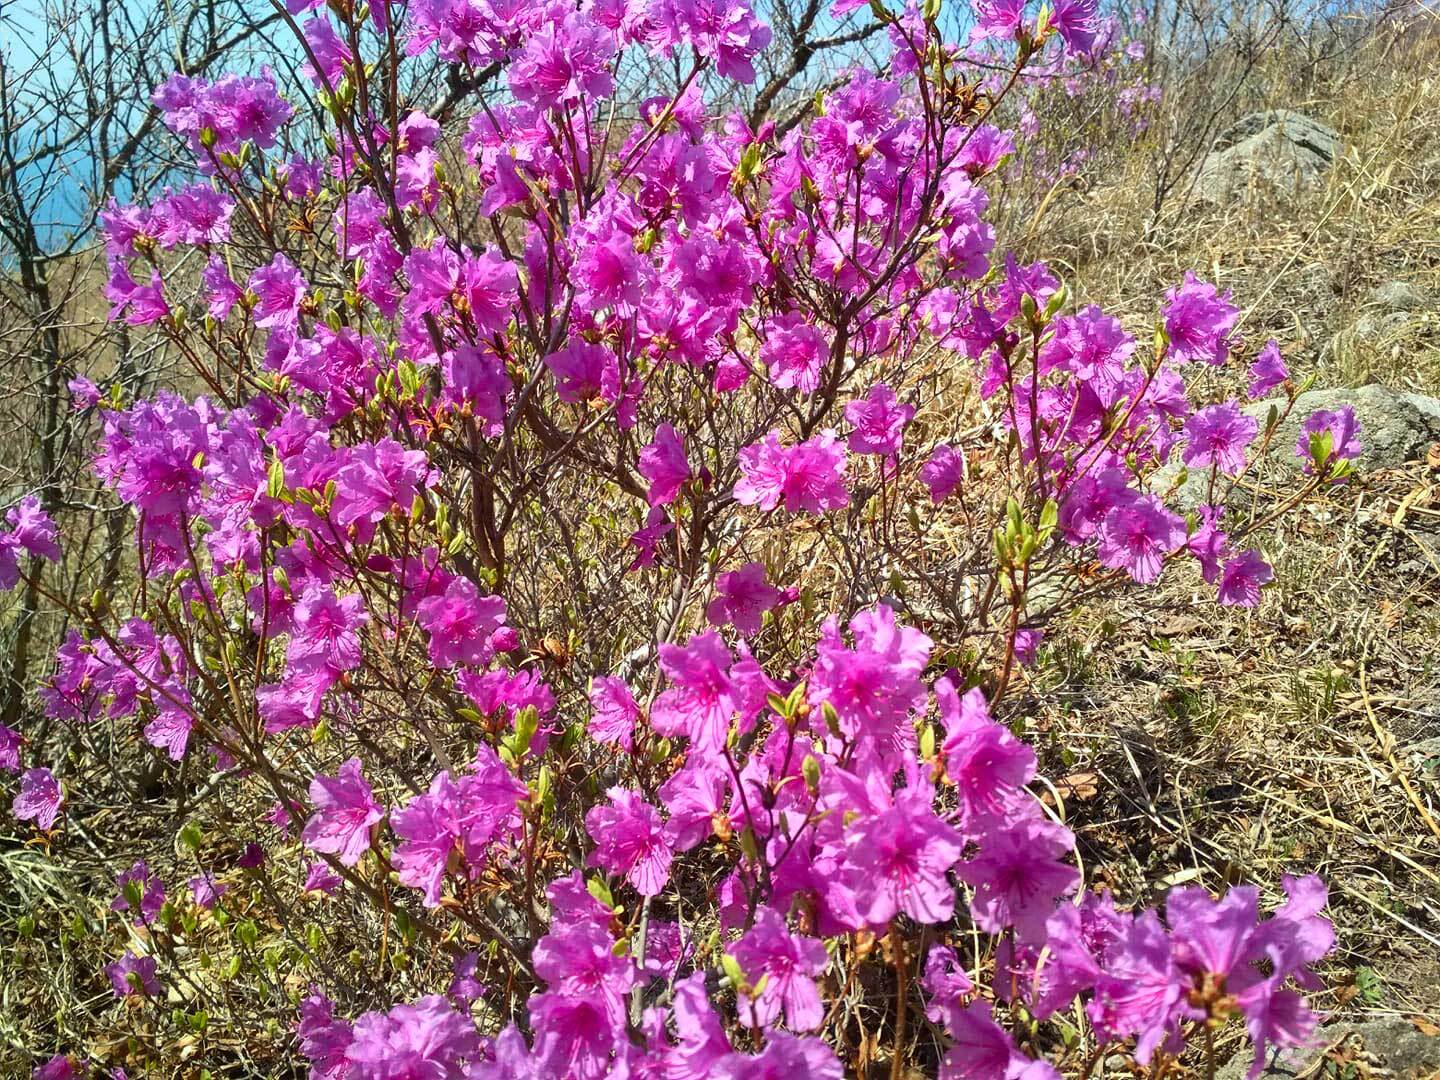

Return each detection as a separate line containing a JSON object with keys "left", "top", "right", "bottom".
{"left": 533, "top": 921, "right": 636, "bottom": 1028}
{"left": 302, "top": 757, "right": 384, "bottom": 866}
{"left": 808, "top": 604, "right": 932, "bottom": 757}
{"left": 845, "top": 384, "right": 915, "bottom": 456}
{"left": 734, "top": 430, "right": 849, "bottom": 515}
{"left": 1217, "top": 549, "right": 1273, "bottom": 608}
{"left": 1050, "top": 0, "right": 1099, "bottom": 52}
{"left": 969, "top": 0, "right": 1027, "bottom": 43}
{"left": 32, "top": 1054, "right": 78, "bottom": 1080}
{"left": 1182, "top": 402, "right": 1258, "bottom": 476}
{"left": 249, "top": 252, "right": 307, "bottom": 330}
{"left": 188, "top": 873, "right": 228, "bottom": 910}
{"left": 345, "top": 995, "right": 480, "bottom": 1079}
{"left": 956, "top": 818, "right": 1079, "bottom": 942}
{"left": 920, "top": 444, "right": 965, "bottom": 503}
{"left": 1248, "top": 340, "right": 1289, "bottom": 398}
{"left": 415, "top": 578, "right": 507, "bottom": 668}
{"left": 628, "top": 506, "right": 675, "bottom": 571}
{"left": 1096, "top": 495, "right": 1186, "bottom": 584}
{"left": 921, "top": 945, "right": 975, "bottom": 1020}
{"left": 112, "top": 860, "right": 166, "bottom": 925}
{"left": 391, "top": 760, "right": 526, "bottom": 907}
{"left": 937, "top": 1001, "right": 1052, "bottom": 1080}
{"left": 0, "top": 723, "right": 19, "bottom": 772}
{"left": 106, "top": 950, "right": 160, "bottom": 997}
{"left": 586, "top": 787, "right": 673, "bottom": 896}
{"left": 12, "top": 767, "right": 62, "bottom": 830}
{"left": 202, "top": 255, "right": 242, "bottom": 320}
{"left": 333, "top": 437, "right": 430, "bottom": 526}
{"left": 1297, "top": 406, "right": 1362, "bottom": 479}
{"left": 143, "top": 705, "right": 193, "bottom": 761}
{"left": 731, "top": 907, "right": 829, "bottom": 1031}
{"left": 848, "top": 786, "right": 965, "bottom": 925}
{"left": 936, "top": 680, "right": 1035, "bottom": 829}
{"left": 639, "top": 424, "right": 691, "bottom": 507}
{"left": 762, "top": 314, "right": 829, "bottom": 393}
{"left": 588, "top": 676, "right": 639, "bottom": 750}
{"left": 1162, "top": 272, "right": 1239, "bottom": 365}
{"left": 508, "top": 12, "right": 616, "bottom": 110}
{"left": 650, "top": 630, "right": 737, "bottom": 751}
{"left": 706, "top": 563, "right": 783, "bottom": 637}
{"left": 298, "top": 992, "right": 354, "bottom": 1079}
{"left": 545, "top": 340, "right": 620, "bottom": 404}
{"left": 6, "top": 496, "right": 61, "bottom": 561}
{"left": 288, "top": 586, "right": 367, "bottom": 677}
{"left": 304, "top": 861, "right": 343, "bottom": 895}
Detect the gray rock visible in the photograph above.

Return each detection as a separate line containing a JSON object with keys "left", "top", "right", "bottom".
{"left": 1196, "top": 111, "right": 1341, "bottom": 203}
{"left": 1156, "top": 384, "right": 1440, "bottom": 507}
{"left": 1369, "top": 280, "right": 1430, "bottom": 313}
{"left": 1215, "top": 1018, "right": 1440, "bottom": 1080}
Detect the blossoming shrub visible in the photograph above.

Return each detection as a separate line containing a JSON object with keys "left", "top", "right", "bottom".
{"left": 3, "top": 0, "right": 1361, "bottom": 1074}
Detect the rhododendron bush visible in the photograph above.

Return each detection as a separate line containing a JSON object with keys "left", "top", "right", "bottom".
{"left": 3, "top": 0, "right": 1363, "bottom": 1073}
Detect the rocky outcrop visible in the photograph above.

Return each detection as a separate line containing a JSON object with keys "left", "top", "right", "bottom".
{"left": 1196, "top": 110, "right": 1341, "bottom": 203}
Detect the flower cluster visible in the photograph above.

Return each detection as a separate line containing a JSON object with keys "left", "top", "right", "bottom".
{"left": 2, "top": 0, "right": 1356, "bottom": 1073}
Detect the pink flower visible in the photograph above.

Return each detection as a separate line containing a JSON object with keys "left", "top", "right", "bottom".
{"left": 639, "top": 424, "right": 691, "bottom": 507}
{"left": 508, "top": 12, "right": 615, "bottom": 109}
{"left": 533, "top": 921, "right": 636, "bottom": 1028}
{"left": 1248, "top": 340, "right": 1289, "bottom": 397}
{"left": 845, "top": 384, "right": 915, "bottom": 456}
{"left": 288, "top": 587, "right": 367, "bottom": 677}
{"left": 6, "top": 496, "right": 61, "bottom": 561}
{"left": 333, "top": 438, "right": 430, "bottom": 526}
{"left": 650, "top": 630, "right": 737, "bottom": 751}
{"left": 1050, "top": 0, "right": 1099, "bottom": 52}
{"left": 970, "top": 0, "right": 1026, "bottom": 42}
{"left": 345, "top": 995, "right": 480, "bottom": 1079}
{"left": 415, "top": 578, "right": 507, "bottom": 668}
{"left": 731, "top": 907, "right": 829, "bottom": 1031}
{"left": 628, "top": 507, "right": 674, "bottom": 571}
{"left": 302, "top": 757, "right": 384, "bottom": 866}
{"left": 936, "top": 680, "right": 1035, "bottom": 829}
{"left": 1297, "top": 406, "right": 1362, "bottom": 480}
{"left": 1162, "top": 272, "right": 1239, "bottom": 365}
{"left": 1096, "top": 496, "right": 1186, "bottom": 584}
{"left": 143, "top": 705, "right": 193, "bottom": 761}
{"left": 1217, "top": 549, "right": 1272, "bottom": 608}
{"left": 586, "top": 787, "right": 673, "bottom": 896}
{"left": 0, "top": 723, "right": 19, "bottom": 772}
{"left": 762, "top": 314, "right": 828, "bottom": 393}
{"left": 188, "top": 873, "right": 228, "bottom": 909}
{"left": 706, "top": 562, "right": 782, "bottom": 637}
{"left": 921, "top": 445, "right": 965, "bottom": 503}
{"left": 304, "top": 861, "right": 343, "bottom": 894}
{"left": 1182, "top": 402, "right": 1258, "bottom": 476}
{"left": 848, "top": 785, "right": 965, "bottom": 925}
{"left": 391, "top": 756, "right": 526, "bottom": 907}
{"left": 955, "top": 818, "right": 1079, "bottom": 942}
{"left": 545, "top": 340, "right": 620, "bottom": 404}
{"left": 808, "top": 604, "right": 932, "bottom": 758}
{"left": 249, "top": 252, "right": 307, "bottom": 330}
{"left": 298, "top": 992, "right": 354, "bottom": 1078}
{"left": 106, "top": 951, "right": 160, "bottom": 997}
{"left": 734, "top": 431, "right": 849, "bottom": 515}
{"left": 588, "top": 676, "right": 639, "bottom": 750}
{"left": 112, "top": 860, "right": 166, "bottom": 924}
{"left": 13, "top": 767, "right": 62, "bottom": 830}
